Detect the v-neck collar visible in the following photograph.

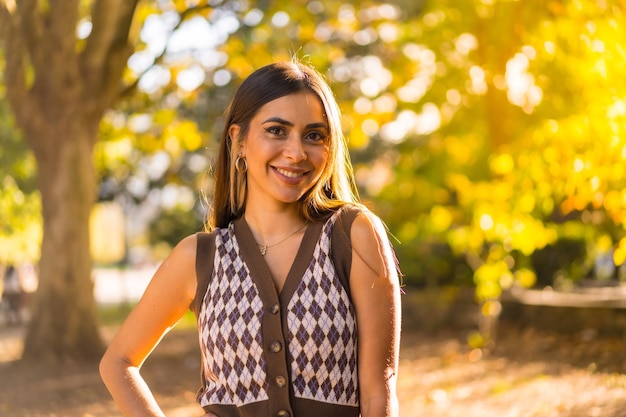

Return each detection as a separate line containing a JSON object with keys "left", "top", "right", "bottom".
{"left": 233, "top": 216, "right": 326, "bottom": 304}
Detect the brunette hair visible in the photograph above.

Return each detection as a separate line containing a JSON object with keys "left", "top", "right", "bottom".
{"left": 208, "top": 59, "right": 359, "bottom": 229}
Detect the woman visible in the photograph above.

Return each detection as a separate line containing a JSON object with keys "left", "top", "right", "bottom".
{"left": 100, "top": 60, "right": 402, "bottom": 417}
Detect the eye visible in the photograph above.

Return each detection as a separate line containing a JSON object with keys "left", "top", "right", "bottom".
{"left": 305, "top": 130, "right": 328, "bottom": 143}
{"left": 265, "top": 126, "right": 287, "bottom": 137}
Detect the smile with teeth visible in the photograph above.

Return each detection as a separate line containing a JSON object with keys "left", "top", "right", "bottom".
{"left": 274, "top": 167, "right": 305, "bottom": 178}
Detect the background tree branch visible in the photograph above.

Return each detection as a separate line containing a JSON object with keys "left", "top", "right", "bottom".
{"left": 0, "top": 1, "right": 32, "bottom": 147}
{"left": 80, "top": 0, "right": 140, "bottom": 120}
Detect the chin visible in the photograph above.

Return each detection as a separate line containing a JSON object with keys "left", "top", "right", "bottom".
{"left": 276, "top": 191, "right": 308, "bottom": 204}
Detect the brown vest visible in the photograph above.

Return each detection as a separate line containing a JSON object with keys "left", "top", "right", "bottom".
{"left": 191, "top": 206, "right": 361, "bottom": 417}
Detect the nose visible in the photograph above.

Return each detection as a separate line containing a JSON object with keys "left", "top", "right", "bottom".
{"left": 284, "top": 134, "right": 307, "bottom": 161}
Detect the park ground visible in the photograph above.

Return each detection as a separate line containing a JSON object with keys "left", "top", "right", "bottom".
{"left": 1, "top": 287, "right": 626, "bottom": 417}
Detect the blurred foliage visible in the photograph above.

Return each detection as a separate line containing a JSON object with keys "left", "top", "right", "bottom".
{"left": 2, "top": 0, "right": 626, "bottom": 303}
{"left": 0, "top": 65, "right": 41, "bottom": 264}
{"left": 148, "top": 205, "right": 205, "bottom": 252}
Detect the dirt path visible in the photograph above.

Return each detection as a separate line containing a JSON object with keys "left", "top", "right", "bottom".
{"left": 398, "top": 326, "right": 626, "bottom": 417}
{"left": 2, "top": 314, "right": 626, "bottom": 416}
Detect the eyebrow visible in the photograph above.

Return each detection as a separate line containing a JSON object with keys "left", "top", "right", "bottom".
{"left": 262, "top": 117, "right": 328, "bottom": 130}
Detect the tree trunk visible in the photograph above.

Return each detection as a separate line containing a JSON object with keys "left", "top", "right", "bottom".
{"left": 1, "top": 0, "right": 141, "bottom": 363}
{"left": 22, "top": 119, "right": 104, "bottom": 363}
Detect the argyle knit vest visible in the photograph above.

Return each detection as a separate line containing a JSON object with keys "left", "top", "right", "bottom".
{"left": 191, "top": 206, "right": 361, "bottom": 417}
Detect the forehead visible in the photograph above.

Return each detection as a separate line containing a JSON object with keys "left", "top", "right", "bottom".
{"left": 254, "top": 92, "right": 326, "bottom": 123}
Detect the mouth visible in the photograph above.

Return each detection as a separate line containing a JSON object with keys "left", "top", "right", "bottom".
{"left": 273, "top": 166, "right": 308, "bottom": 180}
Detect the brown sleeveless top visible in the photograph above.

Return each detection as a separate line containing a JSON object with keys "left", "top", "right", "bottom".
{"left": 191, "top": 206, "right": 361, "bottom": 417}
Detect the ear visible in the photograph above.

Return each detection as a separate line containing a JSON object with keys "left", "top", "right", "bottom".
{"left": 229, "top": 124, "right": 244, "bottom": 155}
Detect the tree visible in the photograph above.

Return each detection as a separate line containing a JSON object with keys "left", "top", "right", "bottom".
{"left": 0, "top": 0, "right": 140, "bottom": 362}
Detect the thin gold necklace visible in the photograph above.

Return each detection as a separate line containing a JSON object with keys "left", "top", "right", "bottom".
{"left": 257, "top": 222, "right": 308, "bottom": 256}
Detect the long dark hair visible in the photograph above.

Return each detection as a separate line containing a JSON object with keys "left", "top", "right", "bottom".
{"left": 208, "top": 59, "right": 359, "bottom": 229}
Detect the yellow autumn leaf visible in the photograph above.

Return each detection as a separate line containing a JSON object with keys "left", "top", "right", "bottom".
{"left": 514, "top": 268, "right": 537, "bottom": 288}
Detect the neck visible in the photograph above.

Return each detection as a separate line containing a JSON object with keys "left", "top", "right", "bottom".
{"left": 244, "top": 207, "right": 305, "bottom": 243}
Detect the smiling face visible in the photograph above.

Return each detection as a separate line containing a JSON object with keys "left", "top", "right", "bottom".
{"left": 231, "top": 91, "right": 330, "bottom": 211}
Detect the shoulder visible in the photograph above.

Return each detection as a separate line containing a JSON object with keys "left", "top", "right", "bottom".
{"left": 160, "top": 234, "right": 199, "bottom": 288}
{"left": 328, "top": 204, "right": 386, "bottom": 247}
{"left": 136, "top": 234, "right": 200, "bottom": 312}
{"left": 174, "top": 230, "right": 225, "bottom": 265}
{"left": 328, "top": 203, "right": 366, "bottom": 227}
{"left": 160, "top": 234, "right": 202, "bottom": 283}
{"left": 171, "top": 233, "right": 199, "bottom": 260}
{"left": 348, "top": 206, "right": 386, "bottom": 244}
{"left": 349, "top": 208, "right": 396, "bottom": 279}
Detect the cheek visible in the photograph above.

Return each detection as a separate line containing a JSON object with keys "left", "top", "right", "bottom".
{"left": 311, "top": 149, "right": 330, "bottom": 181}
{"left": 313, "top": 146, "right": 330, "bottom": 167}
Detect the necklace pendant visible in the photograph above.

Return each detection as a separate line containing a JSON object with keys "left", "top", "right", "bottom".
{"left": 255, "top": 222, "right": 307, "bottom": 256}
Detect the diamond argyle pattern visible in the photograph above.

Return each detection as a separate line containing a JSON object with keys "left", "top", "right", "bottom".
{"left": 288, "top": 212, "right": 359, "bottom": 406}
{"left": 197, "top": 226, "right": 268, "bottom": 407}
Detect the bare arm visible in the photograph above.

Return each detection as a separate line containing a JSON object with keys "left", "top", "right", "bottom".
{"left": 349, "top": 212, "right": 402, "bottom": 417}
{"left": 99, "top": 234, "right": 199, "bottom": 417}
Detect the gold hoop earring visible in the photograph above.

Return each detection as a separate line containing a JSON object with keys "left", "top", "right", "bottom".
{"left": 235, "top": 154, "right": 248, "bottom": 173}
